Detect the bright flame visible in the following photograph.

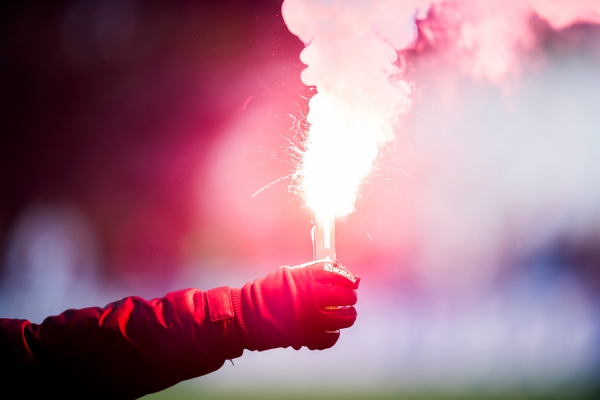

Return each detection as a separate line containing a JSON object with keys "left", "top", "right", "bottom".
{"left": 299, "top": 92, "right": 400, "bottom": 219}
{"left": 283, "top": 0, "right": 422, "bottom": 219}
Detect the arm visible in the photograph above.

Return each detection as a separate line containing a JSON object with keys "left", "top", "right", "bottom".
{"left": 1, "top": 288, "right": 239, "bottom": 399}
{"left": 0, "top": 260, "right": 359, "bottom": 399}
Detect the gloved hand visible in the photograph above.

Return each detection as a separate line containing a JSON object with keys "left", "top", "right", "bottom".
{"left": 230, "top": 260, "right": 360, "bottom": 351}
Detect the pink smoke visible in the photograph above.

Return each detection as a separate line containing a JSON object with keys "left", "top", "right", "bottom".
{"left": 410, "top": 1, "right": 600, "bottom": 83}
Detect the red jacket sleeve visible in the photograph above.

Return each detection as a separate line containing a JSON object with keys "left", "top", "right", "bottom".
{"left": 0, "top": 287, "right": 244, "bottom": 399}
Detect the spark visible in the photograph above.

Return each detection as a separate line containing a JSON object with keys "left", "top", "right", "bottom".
{"left": 252, "top": 174, "right": 293, "bottom": 198}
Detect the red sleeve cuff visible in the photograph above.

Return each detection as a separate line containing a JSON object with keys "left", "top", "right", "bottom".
{"left": 229, "top": 287, "right": 256, "bottom": 351}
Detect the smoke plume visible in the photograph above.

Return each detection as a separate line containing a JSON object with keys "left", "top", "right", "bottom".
{"left": 283, "top": 0, "right": 430, "bottom": 218}
{"left": 284, "top": 0, "right": 600, "bottom": 220}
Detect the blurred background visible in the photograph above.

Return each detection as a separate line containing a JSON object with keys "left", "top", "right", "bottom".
{"left": 1, "top": 1, "right": 599, "bottom": 398}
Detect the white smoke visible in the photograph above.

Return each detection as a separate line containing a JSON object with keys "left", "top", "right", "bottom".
{"left": 283, "top": 0, "right": 430, "bottom": 218}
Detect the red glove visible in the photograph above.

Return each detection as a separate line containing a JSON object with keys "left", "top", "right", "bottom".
{"left": 231, "top": 260, "right": 360, "bottom": 351}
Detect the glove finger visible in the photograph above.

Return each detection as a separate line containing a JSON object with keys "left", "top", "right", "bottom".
{"left": 306, "top": 330, "right": 340, "bottom": 350}
{"left": 310, "top": 261, "right": 360, "bottom": 289}
{"left": 315, "top": 284, "right": 357, "bottom": 307}
{"left": 315, "top": 307, "right": 357, "bottom": 331}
